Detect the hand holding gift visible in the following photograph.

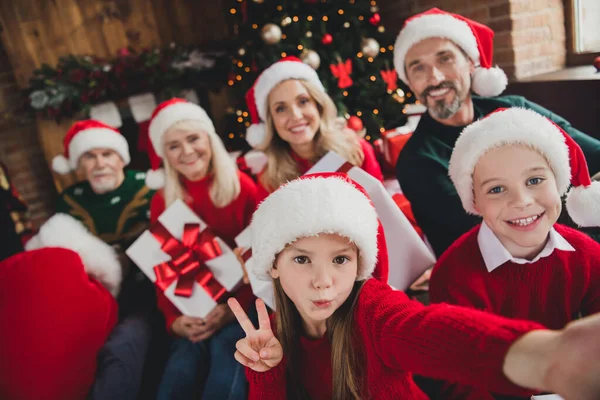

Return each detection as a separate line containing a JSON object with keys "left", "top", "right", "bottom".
{"left": 127, "top": 200, "right": 244, "bottom": 318}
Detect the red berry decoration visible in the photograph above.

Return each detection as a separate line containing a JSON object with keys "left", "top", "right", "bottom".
{"left": 594, "top": 56, "right": 600, "bottom": 72}
{"left": 321, "top": 33, "right": 333, "bottom": 45}
{"left": 369, "top": 13, "right": 381, "bottom": 25}
{"left": 347, "top": 116, "right": 364, "bottom": 132}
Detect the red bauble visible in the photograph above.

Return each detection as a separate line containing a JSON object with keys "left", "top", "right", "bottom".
{"left": 594, "top": 56, "right": 600, "bottom": 72}
{"left": 321, "top": 33, "right": 333, "bottom": 45}
{"left": 347, "top": 116, "right": 363, "bottom": 132}
{"left": 369, "top": 13, "right": 381, "bottom": 25}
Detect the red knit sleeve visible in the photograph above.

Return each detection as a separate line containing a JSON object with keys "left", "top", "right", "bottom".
{"left": 156, "top": 287, "right": 182, "bottom": 335}
{"left": 359, "top": 138, "right": 384, "bottom": 182}
{"left": 238, "top": 171, "right": 261, "bottom": 227}
{"left": 246, "top": 357, "right": 288, "bottom": 399}
{"left": 572, "top": 231, "right": 600, "bottom": 316}
{"left": 356, "top": 279, "right": 544, "bottom": 397}
{"left": 150, "top": 191, "right": 166, "bottom": 224}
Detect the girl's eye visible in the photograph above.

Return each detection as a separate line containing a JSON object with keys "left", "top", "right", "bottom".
{"left": 488, "top": 186, "right": 504, "bottom": 194}
{"left": 333, "top": 256, "right": 350, "bottom": 265}
{"left": 293, "top": 256, "right": 310, "bottom": 264}
{"left": 527, "top": 177, "right": 544, "bottom": 186}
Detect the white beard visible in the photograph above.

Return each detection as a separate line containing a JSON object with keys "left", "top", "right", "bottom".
{"left": 90, "top": 176, "right": 118, "bottom": 194}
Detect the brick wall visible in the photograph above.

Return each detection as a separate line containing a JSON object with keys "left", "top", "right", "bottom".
{"left": 379, "top": 0, "right": 567, "bottom": 80}
{"left": 0, "top": 45, "right": 56, "bottom": 229}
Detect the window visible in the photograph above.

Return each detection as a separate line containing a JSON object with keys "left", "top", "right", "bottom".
{"left": 566, "top": 0, "right": 600, "bottom": 65}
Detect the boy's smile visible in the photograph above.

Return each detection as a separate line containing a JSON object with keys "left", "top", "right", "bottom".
{"left": 473, "top": 145, "right": 562, "bottom": 260}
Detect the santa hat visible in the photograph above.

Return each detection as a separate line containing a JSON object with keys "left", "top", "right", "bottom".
{"left": 52, "top": 120, "right": 130, "bottom": 174}
{"left": 449, "top": 107, "right": 600, "bottom": 227}
{"left": 245, "top": 56, "right": 326, "bottom": 148}
{"left": 24, "top": 213, "right": 122, "bottom": 296}
{"left": 249, "top": 172, "right": 380, "bottom": 281}
{"left": 145, "top": 98, "right": 217, "bottom": 189}
{"left": 393, "top": 8, "right": 508, "bottom": 97}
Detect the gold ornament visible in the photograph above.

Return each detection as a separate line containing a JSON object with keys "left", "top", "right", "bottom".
{"left": 261, "top": 23, "right": 282, "bottom": 45}
{"left": 238, "top": 48, "right": 246, "bottom": 56}
{"left": 281, "top": 16, "right": 292, "bottom": 26}
{"left": 361, "top": 38, "right": 380, "bottom": 58}
{"left": 300, "top": 49, "right": 321, "bottom": 70}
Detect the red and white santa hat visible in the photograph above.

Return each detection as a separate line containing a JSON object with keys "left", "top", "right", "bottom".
{"left": 393, "top": 7, "right": 508, "bottom": 97}
{"left": 245, "top": 56, "right": 325, "bottom": 148}
{"left": 449, "top": 107, "right": 600, "bottom": 227}
{"left": 52, "top": 120, "right": 130, "bottom": 174}
{"left": 248, "top": 172, "right": 382, "bottom": 281}
{"left": 145, "top": 98, "right": 217, "bottom": 189}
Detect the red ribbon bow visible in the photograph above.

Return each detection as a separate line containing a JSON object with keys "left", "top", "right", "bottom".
{"left": 380, "top": 69, "right": 398, "bottom": 92}
{"left": 150, "top": 222, "right": 227, "bottom": 301}
{"left": 330, "top": 59, "right": 353, "bottom": 89}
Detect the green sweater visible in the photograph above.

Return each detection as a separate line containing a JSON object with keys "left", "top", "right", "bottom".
{"left": 56, "top": 170, "right": 155, "bottom": 249}
{"left": 396, "top": 95, "right": 600, "bottom": 258}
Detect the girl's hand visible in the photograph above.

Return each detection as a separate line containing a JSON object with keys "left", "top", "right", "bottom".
{"left": 504, "top": 313, "right": 600, "bottom": 400}
{"left": 228, "top": 297, "right": 283, "bottom": 372}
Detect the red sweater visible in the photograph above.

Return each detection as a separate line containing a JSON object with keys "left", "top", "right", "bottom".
{"left": 429, "top": 224, "right": 600, "bottom": 400}
{"left": 245, "top": 279, "right": 543, "bottom": 399}
{"left": 150, "top": 171, "right": 260, "bottom": 333}
{"left": 430, "top": 223, "right": 600, "bottom": 329}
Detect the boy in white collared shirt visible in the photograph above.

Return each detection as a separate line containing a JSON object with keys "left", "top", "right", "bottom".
{"left": 428, "top": 107, "right": 600, "bottom": 399}
{"left": 430, "top": 107, "right": 600, "bottom": 328}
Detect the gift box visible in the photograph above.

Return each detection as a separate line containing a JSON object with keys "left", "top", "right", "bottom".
{"left": 126, "top": 199, "right": 244, "bottom": 318}
{"left": 234, "top": 228, "right": 276, "bottom": 310}
{"left": 230, "top": 150, "right": 268, "bottom": 177}
{"left": 307, "top": 151, "right": 436, "bottom": 290}
{"left": 380, "top": 103, "right": 427, "bottom": 169}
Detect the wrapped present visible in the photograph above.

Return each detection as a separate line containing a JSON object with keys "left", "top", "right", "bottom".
{"left": 230, "top": 150, "right": 268, "bottom": 177}
{"left": 234, "top": 228, "right": 276, "bottom": 310}
{"left": 126, "top": 199, "right": 244, "bottom": 318}
{"left": 307, "top": 151, "right": 436, "bottom": 290}
{"left": 381, "top": 103, "right": 427, "bottom": 169}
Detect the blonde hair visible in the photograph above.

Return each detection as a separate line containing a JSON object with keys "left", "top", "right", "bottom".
{"left": 256, "top": 79, "right": 363, "bottom": 192}
{"left": 162, "top": 120, "right": 240, "bottom": 208}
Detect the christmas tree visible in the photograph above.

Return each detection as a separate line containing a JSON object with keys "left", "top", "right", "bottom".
{"left": 223, "top": 0, "right": 416, "bottom": 151}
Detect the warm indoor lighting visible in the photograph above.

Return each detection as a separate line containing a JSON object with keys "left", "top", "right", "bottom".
{"left": 323, "top": 16, "right": 329, "bottom": 21}
{"left": 230, "top": 8, "right": 236, "bottom": 14}
{"left": 307, "top": 16, "right": 313, "bottom": 21}
{"left": 228, "top": 133, "right": 234, "bottom": 139}
{"left": 357, "top": 111, "right": 363, "bottom": 116}
{"left": 370, "top": 76, "right": 376, "bottom": 81}
{"left": 338, "top": 9, "right": 344, "bottom": 15}
{"left": 373, "top": 109, "right": 379, "bottom": 114}
{"left": 297, "top": 44, "right": 304, "bottom": 50}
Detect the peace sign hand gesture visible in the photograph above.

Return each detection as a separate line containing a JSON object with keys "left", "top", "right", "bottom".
{"left": 228, "top": 297, "right": 283, "bottom": 372}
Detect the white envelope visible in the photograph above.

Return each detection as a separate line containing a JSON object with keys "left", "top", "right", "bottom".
{"left": 126, "top": 200, "right": 243, "bottom": 318}
{"left": 307, "top": 151, "right": 436, "bottom": 290}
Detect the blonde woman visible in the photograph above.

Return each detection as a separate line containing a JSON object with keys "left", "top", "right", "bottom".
{"left": 145, "top": 98, "right": 259, "bottom": 400}
{"left": 245, "top": 56, "right": 383, "bottom": 197}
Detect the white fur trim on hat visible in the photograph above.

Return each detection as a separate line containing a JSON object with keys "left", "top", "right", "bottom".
{"left": 149, "top": 102, "right": 216, "bottom": 158}
{"left": 566, "top": 182, "right": 600, "bottom": 227}
{"left": 249, "top": 175, "right": 379, "bottom": 281}
{"left": 25, "top": 213, "right": 122, "bottom": 297}
{"left": 394, "top": 13, "right": 479, "bottom": 84}
{"left": 145, "top": 167, "right": 165, "bottom": 189}
{"left": 55, "top": 128, "right": 130, "bottom": 174}
{"left": 449, "top": 108, "right": 570, "bottom": 215}
{"left": 246, "top": 123, "right": 267, "bottom": 148}
{"left": 254, "top": 60, "right": 325, "bottom": 122}
{"left": 472, "top": 66, "right": 508, "bottom": 97}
